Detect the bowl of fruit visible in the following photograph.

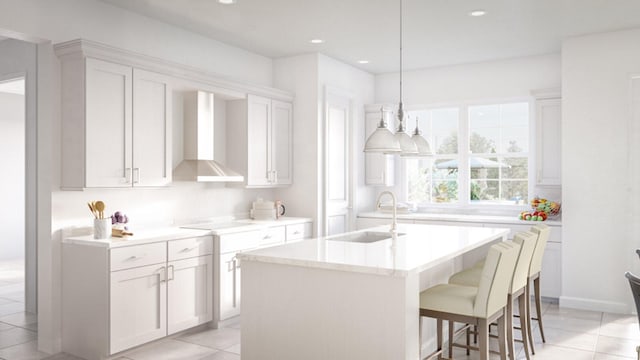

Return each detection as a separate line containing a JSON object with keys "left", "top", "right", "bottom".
{"left": 518, "top": 197, "right": 561, "bottom": 221}
{"left": 530, "top": 197, "right": 561, "bottom": 216}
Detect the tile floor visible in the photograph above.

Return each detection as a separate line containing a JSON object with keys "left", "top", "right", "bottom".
{"left": 1, "top": 257, "right": 638, "bottom": 360}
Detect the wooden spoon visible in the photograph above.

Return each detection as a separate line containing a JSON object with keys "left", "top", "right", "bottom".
{"left": 88, "top": 202, "right": 98, "bottom": 219}
{"left": 94, "top": 201, "right": 105, "bottom": 219}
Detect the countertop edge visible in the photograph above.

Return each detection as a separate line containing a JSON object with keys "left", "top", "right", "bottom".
{"left": 358, "top": 212, "right": 562, "bottom": 226}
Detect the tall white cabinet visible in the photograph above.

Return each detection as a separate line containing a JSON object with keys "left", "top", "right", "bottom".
{"left": 57, "top": 52, "right": 172, "bottom": 189}
{"left": 532, "top": 88, "right": 562, "bottom": 186}
{"left": 364, "top": 104, "right": 395, "bottom": 186}
{"left": 227, "top": 94, "right": 293, "bottom": 187}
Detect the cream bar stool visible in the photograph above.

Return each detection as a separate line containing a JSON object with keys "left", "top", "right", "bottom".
{"left": 525, "top": 224, "right": 551, "bottom": 352}
{"left": 448, "top": 231, "right": 538, "bottom": 360}
{"left": 419, "top": 242, "right": 520, "bottom": 360}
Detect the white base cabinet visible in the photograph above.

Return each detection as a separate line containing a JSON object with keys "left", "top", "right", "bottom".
{"left": 62, "top": 236, "right": 213, "bottom": 360}
{"left": 214, "top": 221, "right": 312, "bottom": 326}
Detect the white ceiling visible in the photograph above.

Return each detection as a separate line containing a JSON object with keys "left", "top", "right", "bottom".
{"left": 100, "top": 0, "right": 640, "bottom": 74}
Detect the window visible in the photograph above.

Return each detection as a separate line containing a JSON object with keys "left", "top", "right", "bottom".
{"left": 405, "top": 101, "right": 530, "bottom": 207}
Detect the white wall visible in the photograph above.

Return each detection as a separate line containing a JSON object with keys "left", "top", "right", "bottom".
{"left": 273, "top": 54, "right": 320, "bottom": 234}
{"left": 0, "top": 0, "right": 273, "bottom": 86}
{"left": 273, "top": 54, "right": 375, "bottom": 236}
{"left": 375, "top": 54, "right": 561, "bottom": 105}
{"left": 317, "top": 55, "right": 376, "bottom": 228}
{"left": 561, "top": 28, "right": 640, "bottom": 313}
{"left": 0, "top": 91, "right": 25, "bottom": 260}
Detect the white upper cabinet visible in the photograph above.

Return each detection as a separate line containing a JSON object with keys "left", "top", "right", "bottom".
{"left": 532, "top": 88, "right": 562, "bottom": 186}
{"left": 364, "top": 105, "right": 394, "bottom": 186}
{"left": 59, "top": 55, "right": 172, "bottom": 189}
{"left": 227, "top": 94, "right": 293, "bottom": 187}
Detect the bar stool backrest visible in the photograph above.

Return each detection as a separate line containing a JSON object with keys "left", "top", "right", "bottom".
{"left": 529, "top": 224, "right": 550, "bottom": 276}
{"left": 474, "top": 242, "right": 520, "bottom": 318}
{"left": 510, "top": 231, "right": 538, "bottom": 293}
{"left": 625, "top": 271, "right": 640, "bottom": 332}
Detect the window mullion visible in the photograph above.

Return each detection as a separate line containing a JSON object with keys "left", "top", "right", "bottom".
{"left": 459, "top": 105, "right": 470, "bottom": 207}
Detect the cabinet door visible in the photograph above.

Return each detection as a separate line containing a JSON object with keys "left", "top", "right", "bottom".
{"left": 540, "top": 241, "right": 561, "bottom": 298}
{"left": 167, "top": 256, "right": 213, "bottom": 334}
{"left": 85, "top": 58, "right": 133, "bottom": 187}
{"left": 364, "top": 106, "right": 394, "bottom": 186}
{"left": 536, "top": 98, "right": 562, "bottom": 186}
{"left": 110, "top": 264, "right": 166, "bottom": 354}
{"left": 219, "top": 251, "right": 241, "bottom": 320}
{"left": 271, "top": 100, "right": 293, "bottom": 185}
{"left": 132, "top": 69, "right": 172, "bottom": 186}
{"left": 247, "top": 95, "right": 271, "bottom": 186}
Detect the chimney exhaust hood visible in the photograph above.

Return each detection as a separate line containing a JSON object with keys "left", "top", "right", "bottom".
{"left": 173, "top": 91, "right": 244, "bottom": 182}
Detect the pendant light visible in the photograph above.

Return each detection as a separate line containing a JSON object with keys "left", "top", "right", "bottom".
{"left": 363, "top": 0, "right": 432, "bottom": 157}
{"left": 364, "top": 107, "right": 401, "bottom": 153}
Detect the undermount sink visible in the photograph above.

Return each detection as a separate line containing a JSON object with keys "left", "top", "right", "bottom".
{"left": 326, "top": 231, "right": 405, "bottom": 244}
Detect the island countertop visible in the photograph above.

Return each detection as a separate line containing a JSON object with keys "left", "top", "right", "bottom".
{"left": 237, "top": 223, "right": 509, "bottom": 276}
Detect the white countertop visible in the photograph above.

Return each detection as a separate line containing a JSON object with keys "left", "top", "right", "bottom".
{"left": 358, "top": 211, "right": 562, "bottom": 226}
{"left": 63, "top": 216, "right": 312, "bottom": 248}
{"left": 237, "top": 223, "right": 509, "bottom": 277}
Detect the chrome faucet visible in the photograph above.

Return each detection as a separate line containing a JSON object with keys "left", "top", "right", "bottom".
{"left": 376, "top": 191, "right": 397, "bottom": 234}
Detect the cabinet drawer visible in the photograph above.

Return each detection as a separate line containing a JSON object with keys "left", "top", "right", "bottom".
{"left": 219, "top": 230, "right": 261, "bottom": 254}
{"left": 168, "top": 236, "right": 213, "bottom": 261}
{"left": 111, "top": 242, "right": 166, "bottom": 272}
{"left": 260, "top": 226, "right": 286, "bottom": 247}
{"left": 286, "top": 222, "right": 312, "bottom": 242}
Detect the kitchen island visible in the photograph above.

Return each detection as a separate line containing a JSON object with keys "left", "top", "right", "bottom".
{"left": 237, "top": 223, "right": 509, "bottom": 360}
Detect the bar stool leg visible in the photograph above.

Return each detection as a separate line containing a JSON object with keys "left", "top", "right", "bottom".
{"left": 506, "top": 294, "right": 515, "bottom": 360}
{"left": 497, "top": 311, "right": 507, "bottom": 360}
{"left": 466, "top": 325, "right": 471, "bottom": 355}
{"left": 437, "top": 318, "right": 443, "bottom": 360}
{"left": 448, "top": 320, "right": 454, "bottom": 359}
{"left": 534, "top": 276, "right": 546, "bottom": 343}
{"left": 525, "top": 282, "right": 536, "bottom": 354}
{"left": 518, "top": 292, "right": 531, "bottom": 360}
{"left": 479, "top": 318, "right": 489, "bottom": 360}
{"left": 419, "top": 316, "right": 423, "bottom": 359}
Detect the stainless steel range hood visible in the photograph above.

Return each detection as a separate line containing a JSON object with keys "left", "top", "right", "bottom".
{"left": 173, "top": 91, "right": 244, "bottom": 182}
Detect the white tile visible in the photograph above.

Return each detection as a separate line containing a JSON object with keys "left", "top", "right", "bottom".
{"left": 198, "top": 351, "right": 240, "bottom": 360}
{"left": 544, "top": 304, "right": 603, "bottom": 321}
{"left": 0, "top": 321, "right": 15, "bottom": 331}
{"left": 43, "top": 353, "right": 86, "bottom": 360}
{"left": 532, "top": 326, "right": 598, "bottom": 352}
{"left": 0, "top": 340, "right": 50, "bottom": 360}
{"left": 596, "top": 335, "right": 639, "bottom": 358}
{"left": 0, "top": 312, "right": 37, "bottom": 328}
{"left": 177, "top": 327, "right": 241, "bottom": 350}
{"left": 222, "top": 343, "right": 240, "bottom": 355}
{"left": 0, "top": 327, "right": 37, "bottom": 349}
{"left": 527, "top": 343, "right": 594, "bottom": 359}
{"left": 542, "top": 312, "right": 601, "bottom": 334}
{"left": 122, "top": 339, "right": 216, "bottom": 360}
{"left": 594, "top": 352, "right": 637, "bottom": 359}
{"left": 0, "top": 298, "right": 18, "bottom": 305}
{"left": 0, "top": 301, "right": 24, "bottom": 317}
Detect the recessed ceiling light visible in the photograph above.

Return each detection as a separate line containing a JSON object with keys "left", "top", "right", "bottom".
{"left": 358, "top": 60, "right": 370, "bottom": 64}
{"left": 218, "top": 0, "right": 236, "bottom": 4}
{"left": 469, "top": 9, "right": 487, "bottom": 17}
{"left": 309, "top": 39, "right": 325, "bottom": 44}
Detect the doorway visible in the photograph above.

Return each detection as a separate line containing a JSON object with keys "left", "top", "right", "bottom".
{"left": 0, "top": 76, "right": 36, "bottom": 330}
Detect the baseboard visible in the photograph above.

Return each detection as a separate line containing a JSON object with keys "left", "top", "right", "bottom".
{"left": 559, "top": 296, "right": 629, "bottom": 314}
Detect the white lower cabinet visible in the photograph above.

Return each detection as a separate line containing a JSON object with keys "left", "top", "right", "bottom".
{"left": 167, "top": 255, "right": 213, "bottom": 334}
{"left": 110, "top": 264, "right": 167, "bottom": 354}
{"left": 62, "top": 235, "right": 213, "bottom": 360}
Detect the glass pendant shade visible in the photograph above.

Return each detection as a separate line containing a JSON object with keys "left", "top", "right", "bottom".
{"left": 411, "top": 132, "right": 433, "bottom": 156}
{"left": 364, "top": 125, "right": 401, "bottom": 153}
{"left": 395, "top": 129, "right": 418, "bottom": 155}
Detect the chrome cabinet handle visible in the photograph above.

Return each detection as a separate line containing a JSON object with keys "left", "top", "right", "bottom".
{"left": 232, "top": 257, "right": 237, "bottom": 308}
{"left": 181, "top": 246, "right": 198, "bottom": 253}
{"left": 128, "top": 254, "right": 146, "bottom": 260}
{"left": 167, "top": 265, "right": 174, "bottom": 281}
{"left": 158, "top": 266, "right": 166, "bottom": 283}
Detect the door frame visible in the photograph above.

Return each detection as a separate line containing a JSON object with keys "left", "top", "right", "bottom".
{"left": 322, "top": 85, "right": 355, "bottom": 236}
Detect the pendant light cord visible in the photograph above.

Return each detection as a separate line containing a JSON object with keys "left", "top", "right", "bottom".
{"left": 399, "top": 0, "right": 403, "bottom": 104}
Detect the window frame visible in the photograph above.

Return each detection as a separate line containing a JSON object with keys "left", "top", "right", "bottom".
{"left": 399, "top": 97, "right": 535, "bottom": 212}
